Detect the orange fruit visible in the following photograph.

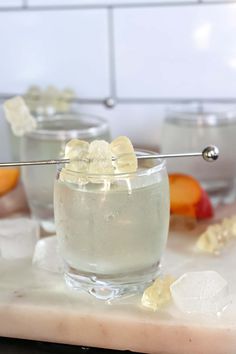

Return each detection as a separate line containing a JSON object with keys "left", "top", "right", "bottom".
{"left": 0, "top": 168, "right": 20, "bottom": 196}
{"left": 169, "top": 174, "right": 202, "bottom": 218}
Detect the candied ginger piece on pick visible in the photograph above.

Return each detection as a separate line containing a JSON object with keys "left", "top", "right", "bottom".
{"left": 111, "top": 136, "right": 134, "bottom": 155}
{"left": 43, "top": 86, "right": 59, "bottom": 103}
{"left": 65, "top": 138, "right": 89, "bottom": 158}
{"left": 24, "top": 86, "right": 42, "bottom": 113}
{"left": 141, "top": 275, "right": 175, "bottom": 311}
{"left": 3, "top": 96, "right": 37, "bottom": 136}
{"left": 65, "top": 139, "right": 89, "bottom": 172}
{"left": 59, "top": 168, "right": 80, "bottom": 185}
{"left": 61, "top": 88, "right": 75, "bottom": 101}
{"left": 55, "top": 88, "right": 75, "bottom": 113}
{"left": 25, "top": 85, "right": 41, "bottom": 98}
{"left": 115, "top": 153, "right": 138, "bottom": 174}
{"left": 111, "top": 136, "right": 137, "bottom": 173}
{"left": 60, "top": 139, "right": 89, "bottom": 184}
{"left": 88, "top": 140, "right": 113, "bottom": 174}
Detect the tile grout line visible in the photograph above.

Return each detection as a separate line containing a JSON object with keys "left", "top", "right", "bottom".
{"left": 1, "top": 1, "right": 236, "bottom": 12}
{"left": 1, "top": 95, "right": 236, "bottom": 105}
{"left": 107, "top": 7, "right": 117, "bottom": 101}
{"left": 22, "top": 0, "right": 28, "bottom": 8}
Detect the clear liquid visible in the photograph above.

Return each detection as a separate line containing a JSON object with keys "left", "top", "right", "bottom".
{"left": 21, "top": 137, "right": 61, "bottom": 231}
{"left": 54, "top": 177, "right": 169, "bottom": 276}
{"left": 21, "top": 123, "right": 110, "bottom": 232}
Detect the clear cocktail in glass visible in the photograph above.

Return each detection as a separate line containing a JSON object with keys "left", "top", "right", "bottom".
{"left": 162, "top": 105, "right": 236, "bottom": 204}
{"left": 21, "top": 113, "right": 110, "bottom": 232}
{"left": 54, "top": 153, "right": 170, "bottom": 299}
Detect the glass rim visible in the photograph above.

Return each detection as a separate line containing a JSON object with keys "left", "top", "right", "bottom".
{"left": 57, "top": 149, "right": 166, "bottom": 179}
{"left": 165, "top": 109, "right": 236, "bottom": 127}
{"left": 24, "top": 113, "right": 109, "bottom": 140}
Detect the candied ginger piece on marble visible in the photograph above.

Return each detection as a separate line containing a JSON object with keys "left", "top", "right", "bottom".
{"left": 141, "top": 275, "right": 175, "bottom": 311}
{"left": 196, "top": 224, "right": 227, "bottom": 255}
{"left": 3, "top": 96, "right": 37, "bottom": 136}
{"left": 222, "top": 216, "right": 236, "bottom": 238}
{"left": 88, "top": 140, "right": 113, "bottom": 174}
{"left": 196, "top": 215, "right": 236, "bottom": 255}
{"left": 111, "top": 136, "right": 137, "bottom": 173}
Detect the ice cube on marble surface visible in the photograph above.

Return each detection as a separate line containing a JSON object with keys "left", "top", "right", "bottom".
{"left": 170, "top": 271, "right": 229, "bottom": 314}
{"left": 0, "top": 218, "right": 39, "bottom": 259}
{"left": 32, "top": 235, "right": 64, "bottom": 273}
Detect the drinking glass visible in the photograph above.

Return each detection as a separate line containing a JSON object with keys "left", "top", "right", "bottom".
{"left": 54, "top": 153, "right": 170, "bottom": 300}
{"left": 21, "top": 113, "right": 110, "bottom": 232}
{"left": 161, "top": 105, "right": 236, "bottom": 205}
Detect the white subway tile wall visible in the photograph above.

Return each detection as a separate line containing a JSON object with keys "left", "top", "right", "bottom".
{"left": 114, "top": 4, "right": 236, "bottom": 98}
{"left": 0, "top": 1, "right": 235, "bottom": 161}
{"left": 0, "top": 9, "right": 109, "bottom": 97}
{"left": 75, "top": 103, "right": 166, "bottom": 147}
{"left": 0, "top": 0, "right": 22, "bottom": 7}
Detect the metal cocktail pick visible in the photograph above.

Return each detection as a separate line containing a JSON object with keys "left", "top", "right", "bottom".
{"left": 0, "top": 145, "right": 219, "bottom": 167}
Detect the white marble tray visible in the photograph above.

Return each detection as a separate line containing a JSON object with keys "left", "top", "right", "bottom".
{"left": 1, "top": 210, "right": 236, "bottom": 354}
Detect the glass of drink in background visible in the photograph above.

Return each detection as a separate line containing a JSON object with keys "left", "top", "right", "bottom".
{"left": 161, "top": 104, "right": 236, "bottom": 205}
{"left": 21, "top": 113, "right": 110, "bottom": 233}
{"left": 6, "top": 86, "right": 74, "bottom": 161}
{"left": 54, "top": 152, "right": 170, "bottom": 300}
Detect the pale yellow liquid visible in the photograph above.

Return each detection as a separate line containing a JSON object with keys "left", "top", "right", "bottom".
{"left": 54, "top": 175, "right": 169, "bottom": 276}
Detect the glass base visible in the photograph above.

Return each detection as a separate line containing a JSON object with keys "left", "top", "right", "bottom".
{"left": 29, "top": 204, "right": 55, "bottom": 233}
{"left": 64, "top": 263, "right": 161, "bottom": 300}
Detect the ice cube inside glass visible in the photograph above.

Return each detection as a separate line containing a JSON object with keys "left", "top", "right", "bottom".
{"left": 54, "top": 152, "right": 170, "bottom": 299}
